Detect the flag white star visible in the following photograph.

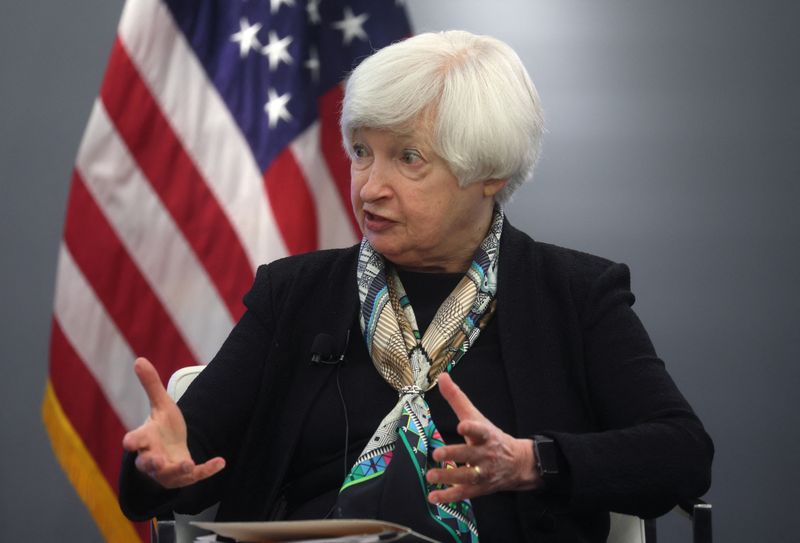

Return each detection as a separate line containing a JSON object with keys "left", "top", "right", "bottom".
{"left": 261, "top": 31, "right": 294, "bottom": 71}
{"left": 230, "top": 18, "right": 263, "bottom": 57}
{"left": 307, "top": 0, "right": 322, "bottom": 25}
{"left": 270, "top": 0, "right": 295, "bottom": 14}
{"left": 305, "top": 46, "right": 321, "bottom": 82}
{"left": 332, "top": 7, "right": 369, "bottom": 45}
{"left": 264, "top": 88, "right": 293, "bottom": 128}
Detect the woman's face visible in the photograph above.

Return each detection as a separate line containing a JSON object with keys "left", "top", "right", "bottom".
{"left": 350, "top": 126, "right": 502, "bottom": 272}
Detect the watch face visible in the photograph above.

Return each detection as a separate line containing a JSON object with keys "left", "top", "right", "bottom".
{"left": 535, "top": 436, "right": 559, "bottom": 477}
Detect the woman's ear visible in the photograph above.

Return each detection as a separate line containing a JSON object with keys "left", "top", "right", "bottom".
{"left": 482, "top": 178, "right": 507, "bottom": 198}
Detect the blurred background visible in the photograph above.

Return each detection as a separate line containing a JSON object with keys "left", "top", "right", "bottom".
{"left": 1, "top": 1, "right": 798, "bottom": 541}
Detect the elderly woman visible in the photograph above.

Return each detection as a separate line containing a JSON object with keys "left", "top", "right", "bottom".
{"left": 120, "top": 31, "right": 713, "bottom": 542}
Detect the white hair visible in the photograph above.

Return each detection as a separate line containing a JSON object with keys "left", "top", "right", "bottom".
{"left": 340, "top": 30, "right": 544, "bottom": 203}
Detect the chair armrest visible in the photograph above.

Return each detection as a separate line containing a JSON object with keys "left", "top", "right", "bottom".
{"left": 166, "top": 365, "right": 206, "bottom": 401}
{"left": 677, "top": 497, "right": 712, "bottom": 543}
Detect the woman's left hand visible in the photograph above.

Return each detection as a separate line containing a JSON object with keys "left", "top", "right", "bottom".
{"left": 425, "top": 373, "right": 544, "bottom": 504}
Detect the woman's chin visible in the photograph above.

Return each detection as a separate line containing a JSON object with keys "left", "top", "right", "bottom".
{"left": 366, "top": 237, "right": 407, "bottom": 264}
{"left": 368, "top": 240, "right": 396, "bottom": 258}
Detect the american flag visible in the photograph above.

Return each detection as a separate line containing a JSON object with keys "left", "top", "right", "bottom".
{"left": 42, "top": 0, "right": 410, "bottom": 540}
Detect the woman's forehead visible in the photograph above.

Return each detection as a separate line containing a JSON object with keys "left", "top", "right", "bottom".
{"left": 353, "top": 124, "right": 432, "bottom": 146}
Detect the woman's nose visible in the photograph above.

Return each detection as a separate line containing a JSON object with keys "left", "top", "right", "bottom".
{"left": 359, "top": 161, "right": 392, "bottom": 202}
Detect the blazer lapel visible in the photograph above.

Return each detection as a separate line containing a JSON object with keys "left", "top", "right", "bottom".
{"left": 496, "top": 221, "right": 552, "bottom": 438}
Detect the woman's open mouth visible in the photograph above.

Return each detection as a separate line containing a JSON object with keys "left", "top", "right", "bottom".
{"left": 364, "top": 210, "right": 395, "bottom": 232}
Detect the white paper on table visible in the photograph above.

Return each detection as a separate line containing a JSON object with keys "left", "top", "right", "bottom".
{"left": 190, "top": 519, "right": 429, "bottom": 542}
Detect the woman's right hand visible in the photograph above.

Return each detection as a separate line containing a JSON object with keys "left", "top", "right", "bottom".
{"left": 122, "top": 357, "right": 226, "bottom": 489}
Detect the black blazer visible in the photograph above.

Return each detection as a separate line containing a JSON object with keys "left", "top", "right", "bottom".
{"left": 120, "top": 220, "right": 713, "bottom": 542}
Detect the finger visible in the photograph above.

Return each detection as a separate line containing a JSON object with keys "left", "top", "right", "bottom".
{"left": 122, "top": 428, "right": 150, "bottom": 451}
{"left": 427, "top": 465, "right": 485, "bottom": 487}
{"left": 134, "top": 451, "right": 165, "bottom": 476}
{"left": 191, "top": 457, "right": 226, "bottom": 481}
{"left": 428, "top": 483, "right": 480, "bottom": 505}
{"left": 436, "top": 373, "right": 483, "bottom": 422}
{"left": 456, "top": 419, "right": 491, "bottom": 445}
{"left": 164, "top": 457, "right": 226, "bottom": 488}
{"left": 137, "top": 457, "right": 193, "bottom": 488}
{"left": 431, "top": 443, "right": 476, "bottom": 464}
{"left": 133, "top": 357, "right": 172, "bottom": 409}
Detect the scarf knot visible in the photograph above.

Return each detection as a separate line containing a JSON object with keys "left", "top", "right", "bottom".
{"left": 398, "top": 385, "right": 423, "bottom": 396}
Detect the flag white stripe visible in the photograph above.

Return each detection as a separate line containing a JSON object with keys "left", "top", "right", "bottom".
{"left": 291, "top": 122, "right": 359, "bottom": 249}
{"left": 118, "top": 0, "right": 288, "bottom": 268}
{"left": 76, "top": 100, "right": 233, "bottom": 364}
{"left": 54, "top": 243, "right": 148, "bottom": 430}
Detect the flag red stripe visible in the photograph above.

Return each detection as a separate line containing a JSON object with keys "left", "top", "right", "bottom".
{"left": 263, "top": 147, "right": 318, "bottom": 254}
{"left": 101, "top": 38, "right": 251, "bottom": 320}
{"left": 49, "top": 321, "right": 150, "bottom": 542}
{"left": 318, "top": 85, "right": 359, "bottom": 237}
{"left": 49, "top": 320, "right": 127, "bottom": 492}
{"left": 64, "top": 172, "right": 196, "bottom": 376}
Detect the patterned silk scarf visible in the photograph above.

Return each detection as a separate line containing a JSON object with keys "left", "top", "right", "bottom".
{"left": 334, "top": 209, "right": 504, "bottom": 543}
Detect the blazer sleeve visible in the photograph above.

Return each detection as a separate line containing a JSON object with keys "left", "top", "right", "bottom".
{"left": 547, "top": 262, "right": 714, "bottom": 517}
{"left": 119, "top": 264, "right": 278, "bottom": 520}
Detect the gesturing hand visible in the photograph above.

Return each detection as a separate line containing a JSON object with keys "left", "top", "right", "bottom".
{"left": 122, "top": 357, "right": 225, "bottom": 489}
{"left": 425, "top": 373, "right": 543, "bottom": 504}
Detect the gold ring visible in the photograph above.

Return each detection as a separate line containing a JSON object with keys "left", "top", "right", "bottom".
{"left": 471, "top": 464, "right": 482, "bottom": 484}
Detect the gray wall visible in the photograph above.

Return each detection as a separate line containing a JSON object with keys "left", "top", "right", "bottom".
{"left": 1, "top": 1, "right": 797, "bottom": 541}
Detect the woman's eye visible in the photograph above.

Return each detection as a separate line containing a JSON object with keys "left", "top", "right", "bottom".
{"left": 400, "top": 150, "right": 422, "bottom": 164}
{"left": 352, "top": 143, "right": 368, "bottom": 158}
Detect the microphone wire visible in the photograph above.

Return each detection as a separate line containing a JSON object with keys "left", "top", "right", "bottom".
{"left": 323, "top": 331, "right": 350, "bottom": 520}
